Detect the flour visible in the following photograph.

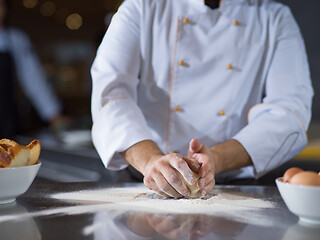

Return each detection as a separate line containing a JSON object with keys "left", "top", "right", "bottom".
{"left": 0, "top": 185, "right": 276, "bottom": 229}
{"left": 50, "top": 186, "right": 275, "bottom": 214}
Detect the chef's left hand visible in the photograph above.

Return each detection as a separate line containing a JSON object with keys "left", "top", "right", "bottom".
{"left": 188, "top": 138, "right": 216, "bottom": 197}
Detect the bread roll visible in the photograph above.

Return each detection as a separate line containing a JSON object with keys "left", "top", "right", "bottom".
{"left": 0, "top": 139, "right": 41, "bottom": 168}
{"left": 27, "top": 140, "right": 41, "bottom": 165}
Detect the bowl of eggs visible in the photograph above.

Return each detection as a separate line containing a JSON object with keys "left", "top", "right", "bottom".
{"left": 275, "top": 168, "right": 320, "bottom": 225}
{"left": 0, "top": 139, "right": 41, "bottom": 204}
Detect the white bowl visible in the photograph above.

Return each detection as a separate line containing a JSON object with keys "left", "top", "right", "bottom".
{"left": 0, "top": 163, "right": 41, "bottom": 204}
{"left": 276, "top": 177, "right": 320, "bottom": 225}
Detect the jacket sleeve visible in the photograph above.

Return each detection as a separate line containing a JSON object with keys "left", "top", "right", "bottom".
{"left": 91, "top": 0, "right": 153, "bottom": 170}
{"left": 233, "top": 6, "right": 314, "bottom": 178}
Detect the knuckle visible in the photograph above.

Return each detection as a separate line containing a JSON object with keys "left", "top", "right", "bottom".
{"left": 148, "top": 167, "right": 157, "bottom": 175}
{"left": 157, "top": 159, "right": 166, "bottom": 167}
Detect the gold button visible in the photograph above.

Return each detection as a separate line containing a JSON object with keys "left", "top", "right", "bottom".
{"left": 233, "top": 20, "right": 239, "bottom": 26}
{"left": 178, "top": 60, "right": 185, "bottom": 66}
{"left": 227, "top": 64, "right": 233, "bottom": 69}
{"left": 174, "top": 106, "right": 181, "bottom": 111}
{"left": 170, "top": 151, "right": 177, "bottom": 154}
{"left": 219, "top": 110, "right": 226, "bottom": 116}
{"left": 183, "top": 18, "right": 189, "bottom": 24}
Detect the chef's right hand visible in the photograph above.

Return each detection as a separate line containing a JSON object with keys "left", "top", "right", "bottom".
{"left": 143, "top": 153, "right": 200, "bottom": 198}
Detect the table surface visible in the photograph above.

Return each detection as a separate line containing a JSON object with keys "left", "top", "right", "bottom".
{"left": 0, "top": 181, "right": 319, "bottom": 240}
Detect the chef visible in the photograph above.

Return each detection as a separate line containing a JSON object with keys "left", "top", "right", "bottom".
{"left": 0, "top": 0, "right": 66, "bottom": 138}
{"left": 91, "top": 0, "right": 313, "bottom": 198}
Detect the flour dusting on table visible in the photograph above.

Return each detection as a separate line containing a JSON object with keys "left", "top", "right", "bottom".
{"left": 0, "top": 185, "right": 276, "bottom": 228}
{"left": 50, "top": 186, "right": 274, "bottom": 214}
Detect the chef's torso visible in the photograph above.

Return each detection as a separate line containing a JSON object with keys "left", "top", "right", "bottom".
{"left": 91, "top": 0, "right": 312, "bottom": 179}
{"left": 137, "top": 0, "right": 273, "bottom": 154}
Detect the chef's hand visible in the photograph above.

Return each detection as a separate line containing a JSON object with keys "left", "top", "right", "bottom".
{"left": 143, "top": 153, "right": 200, "bottom": 198}
{"left": 188, "top": 138, "right": 216, "bottom": 197}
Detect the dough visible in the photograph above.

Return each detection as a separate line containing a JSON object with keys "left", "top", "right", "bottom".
{"left": 178, "top": 171, "right": 200, "bottom": 199}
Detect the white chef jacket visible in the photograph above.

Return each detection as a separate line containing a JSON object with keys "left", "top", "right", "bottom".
{"left": 91, "top": 0, "right": 313, "bottom": 179}
{"left": 0, "top": 27, "right": 60, "bottom": 121}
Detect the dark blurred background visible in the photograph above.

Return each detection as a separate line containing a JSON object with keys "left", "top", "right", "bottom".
{"left": 6, "top": 0, "right": 320, "bottom": 183}
{"left": 9, "top": 0, "right": 123, "bottom": 133}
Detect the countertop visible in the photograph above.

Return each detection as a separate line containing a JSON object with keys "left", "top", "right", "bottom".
{"left": 1, "top": 181, "right": 319, "bottom": 240}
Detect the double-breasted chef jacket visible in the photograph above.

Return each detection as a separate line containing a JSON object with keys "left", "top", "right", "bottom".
{"left": 91, "top": 0, "right": 313, "bottom": 180}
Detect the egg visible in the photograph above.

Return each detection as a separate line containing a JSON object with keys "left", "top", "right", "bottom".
{"left": 282, "top": 167, "right": 303, "bottom": 183}
{"left": 290, "top": 171, "right": 320, "bottom": 186}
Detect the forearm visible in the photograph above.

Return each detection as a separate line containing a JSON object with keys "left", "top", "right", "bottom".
{"left": 210, "top": 139, "right": 252, "bottom": 175}
{"left": 120, "top": 140, "right": 164, "bottom": 176}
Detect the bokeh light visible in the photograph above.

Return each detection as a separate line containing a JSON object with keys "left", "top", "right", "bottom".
{"left": 66, "top": 13, "right": 83, "bottom": 30}
{"left": 40, "top": 1, "right": 56, "bottom": 17}
{"left": 23, "top": 0, "right": 38, "bottom": 9}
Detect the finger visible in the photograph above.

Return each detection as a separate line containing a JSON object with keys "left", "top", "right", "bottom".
{"left": 200, "top": 178, "right": 215, "bottom": 197}
{"left": 171, "top": 154, "right": 197, "bottom": 185}
{"left": 144, "top": 178, "right": 171, "bottom": 198}
{"left": 161, "top": 166, "right": 191, "bottom": 197}
{"left": 188, "top": 138, "right": 203, "bottom": 156}
{"left": 192, "top": 153, "right": 210, "bottom": 178}
{"left": 183, "top": 156, "right": 201, "bottom": 173}
{"left": 197, "top": 171, "right": 214, "bottom": 189}
{"left": 153, "top": 171, "right": 183, "bottom": 198}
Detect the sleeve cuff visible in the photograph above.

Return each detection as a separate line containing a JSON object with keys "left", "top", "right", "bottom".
{"left": 233, "top": 104, "right": 307, "bottom": 178}
{"left": 92, "top": 99, "right": 153, "bottom": 170}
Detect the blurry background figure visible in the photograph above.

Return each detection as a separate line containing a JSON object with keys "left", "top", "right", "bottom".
{"left": 0, "top": 0, "right": 71, "bottom": 139}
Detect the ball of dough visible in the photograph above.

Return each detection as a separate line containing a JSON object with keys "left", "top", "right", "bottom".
{"left": 178, "top": 171, "right": 200, "bottom": 199}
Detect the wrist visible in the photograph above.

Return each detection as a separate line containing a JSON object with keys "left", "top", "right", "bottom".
{"left": 120, "top": 140, "right": 164, "bottom": 176}
{"left": 141, "top": 153, "right": 164, "bottom": 176}
{"left": 210, "top": 145, "right": 222, "bottom": 175}
{"left": 209, "top": 139, "right": 252, "bottom": 174}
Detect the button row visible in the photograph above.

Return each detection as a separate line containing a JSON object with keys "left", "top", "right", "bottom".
{"left": 174, "top": 17, "right": 231, "bottom": 118}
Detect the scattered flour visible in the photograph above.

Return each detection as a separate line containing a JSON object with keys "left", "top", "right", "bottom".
{"left": 49, "top": 186, "right": 275, "bottom": 214}
{"left": 0, "top": 185, "right": 276, "bottom": 229}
